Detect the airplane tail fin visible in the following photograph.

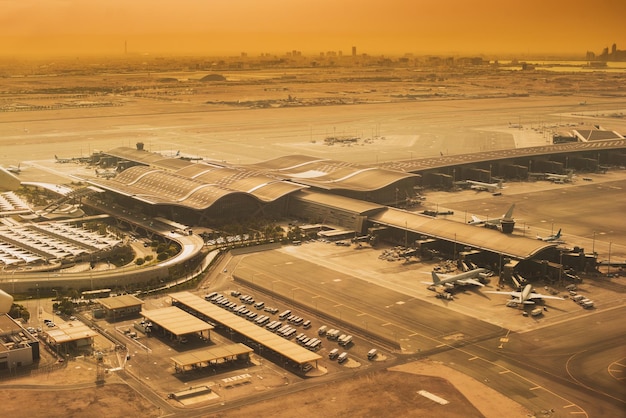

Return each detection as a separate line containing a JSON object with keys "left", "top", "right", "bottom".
{"left": 555, "top": 229, "right": 561, "bottom": 238}
{"left": 431, "top": 272, "right": 441, "bottom": 285}
{"left": 504, "top": 203, "right": 515, "bottom": 219}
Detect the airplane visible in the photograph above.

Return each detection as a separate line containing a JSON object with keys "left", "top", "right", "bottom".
{"left": 468, "top": 204, "right": 515, "bottom": 226}
{"left": 466, "top": 179, "right": 504, "bottom": 193}
{"left": 537, "top": 228, "right": 563, "bottom": 242}
{"left": 6, "top": 163, "right": 21, "bottom": 174}
{"left": 422, "top": 268, "right": 489, "bottom": 289}
{"left": 545, "top": 172, "right": 573, "bottom": 183}
{"left": 486, "top": 284, "right": 564, "bottom": 305}
{"left": 95, "top": 169, "right": 116, "bottom": 179}
{"left": 55, "top": 155, "right": 72, "bottom": 163}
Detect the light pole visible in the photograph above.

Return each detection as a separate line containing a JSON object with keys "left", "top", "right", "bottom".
{"left": 606, "top": 242, "right": 613, "bottom": 277}
{"left": 592, "top": 231, "right": 596, "bottom": 255}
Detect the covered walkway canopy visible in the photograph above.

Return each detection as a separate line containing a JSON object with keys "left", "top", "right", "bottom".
{"left": 171, "top": 343, "right": 253, "bottom": 373}
{"left": 141, "top": 306, "right": 214, "bottom": 339}
{"left": 170, "top": 291, "right": 321, "bottom": 366}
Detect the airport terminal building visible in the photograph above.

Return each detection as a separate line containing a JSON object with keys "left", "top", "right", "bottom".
{"left": 2, "top": 136, "right": 623, "bottom": 288}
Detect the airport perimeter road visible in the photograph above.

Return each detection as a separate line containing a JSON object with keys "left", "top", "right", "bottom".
{"left": 232, "top": 250, "right": 505, "bottom": 354}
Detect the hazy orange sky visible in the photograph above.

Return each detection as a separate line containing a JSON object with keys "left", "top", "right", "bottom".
{"left": 2, "top": 0, "right": 625, "bottom": 58}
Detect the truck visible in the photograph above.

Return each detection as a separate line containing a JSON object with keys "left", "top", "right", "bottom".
{"left": 581, "top": 299, "right": 594, "bottom": 309}
{"left": 530, "top": 308, "right": 543, "bottom": 317}
{"left": 326, "top": 329, "right": 341, "bottom": 340}
{"left": 339, "top": 335, "right": 353, "bottom": 346}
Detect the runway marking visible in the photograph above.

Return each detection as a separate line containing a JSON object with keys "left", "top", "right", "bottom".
{"left": 333, "top": 304, "right": 343, "bottom": 307}
{"left": 436, "top": 343, "right": 447, "bottom": 348}
{"left": 499, "top": 370, "right": 511, "bottom": 375}
{"left": 468, "top": 356, "right": 478, "bottom": 361}
{"left": 564, "top": 404, "right": 577, "bottom": 409}
{"left": 409, "top": 332, "right": 419, "bottom": 337}
{"left": 529, "top": 386, "right": 542, "bottom": 391}
{"left": 312, "top": 295, "right": 321, "bottom": 299}
{"left": 357, "top": 312, "right": 367, "bottom": 317}
{"left": 381, "top": 322, "right": 392, "bottom": 327}
{"left": 499, "top": 337, "right": 509, "bottom": 343}
{"left": 417, "top": 390, "right": 449, "bottom": 405}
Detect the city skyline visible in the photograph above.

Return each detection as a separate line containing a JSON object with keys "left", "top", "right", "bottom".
{"left": 2, "top": 0, "right": 625, "bottom": 58}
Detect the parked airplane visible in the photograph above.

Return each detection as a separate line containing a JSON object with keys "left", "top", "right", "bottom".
{"left": 422, "top": 268, "right": 489, "bottom": 289}
{"left": 55, "top": 155, "right": 72, "bottom": 163}
{"left": 537, "top": 229, "right": 563, "bottom": 242}
{"left": 95, "top": 169, "right": 117, "bottom": 179}
{"left": 545, "top": 172, "right": 574, "bottom": 183}
{"left": 486, "top": 284, "right": 564, "bottom": 305}
{"left": 6, "top": 164, "right": 21, "bottom": 174}
{"left": 466, "top": 179, "right": 504, "bottom": 193}
{"left": 468, "top": 204, "right": 515, "bottom": 226}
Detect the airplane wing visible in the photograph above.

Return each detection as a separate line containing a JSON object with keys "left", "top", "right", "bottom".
{"left": 470, "top": 215, "right": 483, "bottom": 224}
{"left": 457, "top": 278, "right": 484, "bottom": 287}
{"left": 485, "top": 290, "right": 520, "bottom": 297}
{"left": 529, "top": 292, "right": 564, "bottom": 301}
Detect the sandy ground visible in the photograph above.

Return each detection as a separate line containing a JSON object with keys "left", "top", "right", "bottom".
{"left": 0, "top": 355, "right": 530, "bottom": 418}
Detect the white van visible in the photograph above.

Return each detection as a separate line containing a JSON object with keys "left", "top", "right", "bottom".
{"left": 367, "top": 349, "right": 378, "bottom": 360}
{"left": 328, "top": 348, "right": 339, "bottom": 360}
{"left": 337, "top": 352, "right": 348, "bottom": 363}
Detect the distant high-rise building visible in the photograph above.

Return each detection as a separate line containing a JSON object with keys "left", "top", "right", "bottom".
{"left": 352, "top": 46, "right": 357, "bottom": 57}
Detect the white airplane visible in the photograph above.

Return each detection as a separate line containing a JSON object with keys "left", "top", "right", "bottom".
{"left": 422, "top": 268, "right": 489, "bottom": 289}
{"left": 545, "top": 172, "right": 573, "bottom": 183}
{"left": 55, "top": 155, "right": 72, "bottom": 163}
{"left": 486, "top": 284, "right": 564, "bottom": 305}
{"left": 466, "top": 179, "right": 504, "bottom": 193}
{"left": 95, "top": 169, "right": 116, "bottom": 179}
{"left": 6, "top": 163, "right": 21, "bottom": 174}
{"left": 468, "top": 204, "right": 515, "bottom": 226}
{"left": 537, "top": 228, "right": 563, "bottom": 242}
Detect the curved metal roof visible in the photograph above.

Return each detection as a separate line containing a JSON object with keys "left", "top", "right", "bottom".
{"left": 380, "top": 139, "right": 626, "bottom": 173}
{"left": 89, "top": 165, "right": 305, "bottom": 210}
{"left": 245, "top": 155, "right": 420, "bottom": 191}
